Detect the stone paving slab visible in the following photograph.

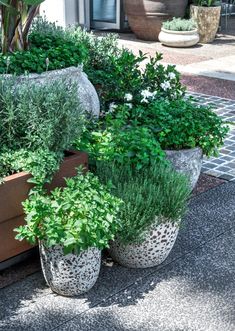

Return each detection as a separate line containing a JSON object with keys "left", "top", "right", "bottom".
{"left": 188, "top": 92, "right": 235, "bottom": 181}
{"left": 56, "top": 230, "right": 235, "bottom": 331}
{"left": 0, "top": 182, "right": 234, "bottom": 331}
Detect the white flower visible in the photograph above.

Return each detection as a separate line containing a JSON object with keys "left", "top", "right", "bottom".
{"left": 124, "top": 93, "right": 133, "bottom": 102}
{"left": 168, "top": 72, "right": 176, "bottom": 80}
{"left": 108, "top": 102, "right": 118, "bottom": 113}
{"left": 141, "top": 89, "right": 155, "bottom": 103}
{"left": 125, "top": 103, "right": 133, "bottom": 109}
{"left": 160, "top": 81, "right": 171, "bottom": 91}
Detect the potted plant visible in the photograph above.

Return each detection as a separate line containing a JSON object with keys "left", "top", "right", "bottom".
{"left": 159, "top": 17, "right": 200, "bottom": 47}
{"left": 190, "top": 0, "right": 222, "bottom": 43}
{"left": 96, "top": 162, "right": 190, "bottom": 268}
{"left": 94, "top": 97, "right": 228, "bottom": 189}
{"left": 0, "top": 77, "right": 87, "bottom": 263}
{"left": 123, "top": 0, "right": 188, "bottom": 41}
{"left": 0, "top": 3, "right": 99, "bottom": 116}
{"left": 15, "top": 170, "right": 121, "bottom": 296}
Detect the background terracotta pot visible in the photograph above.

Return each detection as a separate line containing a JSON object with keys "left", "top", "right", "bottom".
{"left": 190, "top": 5, "right": 221, "bottom": 43}
{"left": 124, "top": 0, "right": 188, "bottom": 41}
{"left": 0, "top": 151, "right": 88, "bottom": 263}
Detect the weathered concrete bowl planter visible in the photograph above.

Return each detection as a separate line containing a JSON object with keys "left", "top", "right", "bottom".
{"left": 159, "top": 28, "right": 199, "bottom": 47}
{"left": 0, "top": 151, "right": 88, "bottom": 263}
{"left": 40, "top": 244, "right": 101, "bottom": 296}
{"left": 190, "top": 5, "right": 221, "bottom": 43}
{"left": 15, "top": 66, "right": 100, "bottom": 118}
{"left": 109, "top": 220, "right": 179, "bottom": 268}
{"left": 165, "top": 147, "right": 203, "bottom": 189}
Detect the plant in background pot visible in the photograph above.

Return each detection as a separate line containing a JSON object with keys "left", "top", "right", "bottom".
{"left": 15, "top": 170, "right": 122, "bottom": 296}
{"left": 96, "top": 162, "right": 190, "bottom": 268}
{"left": 159, "top": 18, "right": 199, "bottom": 47}
{"left": 190, "top": 0, "right": 222, "bottom": 43}
{"left": 123, "top": 0, "right": 188, "bottom": 41}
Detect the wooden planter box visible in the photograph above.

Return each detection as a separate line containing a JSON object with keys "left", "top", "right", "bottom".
{"left": 0, "top": 151, "right": 88, "bottom": 263}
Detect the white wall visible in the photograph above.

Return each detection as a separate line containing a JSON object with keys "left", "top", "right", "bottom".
{"left": 40, "top": 0, "right": 78, "bottom": 27}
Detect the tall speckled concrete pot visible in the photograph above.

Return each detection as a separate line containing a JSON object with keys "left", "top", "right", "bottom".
{"left": 190, "top": 5, "right": 221, "bottom": 43}
{"left": 39, "top": 243, "right": 101, "bottom": 296}
{"left": 165, "top": 147, "right": 203, "bottom": 189}
{"left": 16, "top": 66, "right": 100, "bottom": 117}
{"left": 109, "top": 220, "right": 179, "bottom": 268}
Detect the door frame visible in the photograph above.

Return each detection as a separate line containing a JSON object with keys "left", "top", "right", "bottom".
{"left": 90, "top": 0, "right": 121, "bottom": 30}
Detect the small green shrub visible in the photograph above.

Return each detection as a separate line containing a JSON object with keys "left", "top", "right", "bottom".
{"left": 76, "top": 119, "right": 165, "bottom": 170}
{"left": 15, "top": 169, "right": 122, "bottom": 254}
{"left": 163, "top": 18, "right": 197, "bottom": 31}
{"left": 96, "top": 162, "right": 190, "bottom": 244}
{"left": 110, "top": 99, "right": 229, "bottom": 156}
{"left": 0, "top": 148, "right": 62, "bottom": 186}
{"left": 0, "top": 77, "right": 84, "bottom": 154}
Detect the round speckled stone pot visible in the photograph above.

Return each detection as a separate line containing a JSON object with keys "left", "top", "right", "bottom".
{"left": 159, "top": 28, "right": 199, "bottom": 48}
{"left": 109, "top": 220, "right": 179, "bottom": 268}
{"left": 39, "top": 243, "right": 101, "bottom": 296}
{"left": 165, "top": 147, "right": 203, "bottom": 190}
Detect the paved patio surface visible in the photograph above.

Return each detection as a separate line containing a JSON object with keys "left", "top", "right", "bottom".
{"left": 0, "top": 182, "right": 234, "bottom": 331}
{"left": 187, "top": 92, "right": 235, "bottom": 181}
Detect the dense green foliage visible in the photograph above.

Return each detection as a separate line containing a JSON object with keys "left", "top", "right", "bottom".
{"left": 15, "top": 169, "right": 122, "bottom": 254}
{"left": 77, "top": 120, "right": 165, "bottom": 170}
{"left": 101, "top": 99, "right": 229, "bottom": 156}
{"left": 163, "top": 18, "right": 197, "bottom": 31}
{"left": 0, "top": 77, "right": 84, "bottom": 154}
{"left": 96, "top": 162, "right": 190, "bottom": 244}
{"left": 0, "top": 148, "right": 62, "bottom": 186}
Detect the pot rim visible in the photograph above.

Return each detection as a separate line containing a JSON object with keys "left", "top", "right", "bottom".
{"left": 190, "top": 4, "right": 221, "bottom": 9}
{"left": 161, "top": 27, "right": 199, "bottom": 35}
{"left": 165, "top": 147, "right": 202, "bottom": 153}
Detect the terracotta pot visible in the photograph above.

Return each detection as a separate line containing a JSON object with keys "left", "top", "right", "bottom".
{"left": 0, "top": 151, "right": 88, "bottom": 263}
{"left": 190, "top": 5, "right": 221, "bottom": 43}
{"left": 124, "top": 0, "right": 188, "bottom": 41}
{"left": 109, "top": 219, "right": 179, "bottom": 268}
{"left": 165, "top": 147, "right": 203, "bottom": 190}
{"left": 159, "top": 28, "right": 200, "bottom": 47}
{"left": 40, "top": 243, "right": 101, "bottom": 296}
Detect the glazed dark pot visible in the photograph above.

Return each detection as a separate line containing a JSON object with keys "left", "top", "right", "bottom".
{"left": 124, "top": 0, "right": 188, "bottom": 41}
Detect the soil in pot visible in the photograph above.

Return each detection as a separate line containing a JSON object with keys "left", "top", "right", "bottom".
{"left": 40, "top": 243, "right": 101, "bottom": 296}
{"left": 109, "top": 219, "right": 179, "bottom": 268}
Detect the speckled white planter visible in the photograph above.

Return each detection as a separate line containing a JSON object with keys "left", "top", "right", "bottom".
{"left": 39, "top": 243, "right": 101, "bottom": 296}
{"left": 14, "top": 66, "right": 100, "bottom": 118}
{"left": 159, "top": 28, "right": 199, "bottom": 47}
{"left": 109, "top": 220, "right": 179, "bottom": 268}
{"left": 165, "top": 147, "right": 203, "bottom": 189}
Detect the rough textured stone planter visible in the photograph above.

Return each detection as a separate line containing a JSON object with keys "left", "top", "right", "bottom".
{"left": 190, "top": 5, "right": 221, "bottom": 43}
{"left": 109, "top": 220, "right": 179, "bottom": 268}
{"left": 124, "top": 0, "right": 188, "bottom": 41}
{"left": 165, "top": 147, "right": 203, "bottom": 189}
{"left": 40, "top": 243, "right": 101, "bottom": 296}
{"left": 159, "top": 28, "right": 199, "bottom": 47}
{"left": 0, "top": 151, "right": 88, "bottom": 263}
{"left": 17, "top": 66, "right": 100, "bottom": 117}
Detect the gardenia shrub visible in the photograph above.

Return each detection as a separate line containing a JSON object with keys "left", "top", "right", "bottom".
{"left": 163, "top": 18, "right": 197, "bottom": 31}
{"left": 15, "top": 169, "right": 122, "bottom": 254}
{"left": 96, "top": 162, "right": 190, "bottom": 244}
{"left": 107, "top": 98, "right": 229, "bottom": 157}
